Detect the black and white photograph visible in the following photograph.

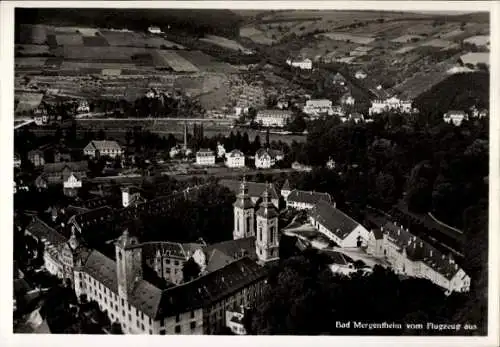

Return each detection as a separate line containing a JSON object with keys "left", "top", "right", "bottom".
{"left": 3, "top": 1, "right": 499, "bottom": 345}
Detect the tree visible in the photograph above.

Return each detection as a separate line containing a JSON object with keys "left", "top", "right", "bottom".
{"left": 286, "top": 114, "right": 307, "bottom": 133}
{"left": 182, "top": 257, "right": 201, "bottom": 282}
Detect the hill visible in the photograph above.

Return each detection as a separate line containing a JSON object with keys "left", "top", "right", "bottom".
{"left": 15, "top": 8, "right": 242, "bottom": 39}
{"left": 413, "top": 72, "right": 489, "bottom": 121}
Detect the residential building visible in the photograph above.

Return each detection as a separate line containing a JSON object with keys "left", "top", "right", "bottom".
{"left": 443, "top": 110, "right": 469, "bottom": 126}
{"left": 308, "top": 201, "right": 370, "bottom": 248}
{"left": 36, "top": 161, "right": 88, "bottom": 187}
{"left": 77, "top": 100, "right": 90, "bottom": 113}
{"left": 84, "top": 140, "right": 123, "bottom": 158}
{"left": 332, "top": 72, "right": 347, "bottom": 86}
{"left": 303, "top": 99, "right": 333, "bottom": 116}
{"left": 280, "top": 179, "right": 291, "bottom": 200}
{"left": 292, "top": 161, "right": 312, "bottom": 172}
{"left": 148, "top": 26, "right": 162, "bottom": 34}
{"left": 286, "top": 189, "right": 334, "bottom": 210}
{"left": 121, "top": 186, "right": 146, "bottom": 208}
{"left": 255, "top": 185, "right": 280, "bottom": 264}
{"left": 54, "top": 149, "right": 72, "bottom": 163}
{"left": 196, "top": 149, "right": 216, "bottom": 166}
{"left": 348, "top": 112, "right": 365, "bottom": 123}
{"left": 340, "top": 93, "right": 355, "bottom": 106}
{"left": 255, "top": 110, "right": 292, "bottom": 128}
{"left": 286, "top": 57, "right": 312, "bottom": 70}
{"left": 369, "top": 97, "right": 413, "bottom": 115}
{"left": 355, "top": 70, "right": 368, "bottom": 79}
{"left": 63, "top": 173, "right": 83, "bottom": 197}
{"left": 219, "top": 179, "right": 280, "bottom": 209}
{"left": 366, "top": 221, "right": 471, "bottom": 294}
{"left": 326, "top": 157, "right": 336, "bottom": 170}
{"left": 225, "top": 150, "right": 245, "bottom": 168}
{"left": 254, "top": 148, "right": 283, "bottom": 169}
{"left": 28, "top": 150, "right": 45, "bottom": 167}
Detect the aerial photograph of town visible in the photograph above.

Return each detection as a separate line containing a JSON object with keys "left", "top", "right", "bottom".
{"left": 11, "top": 4, "right": 492, "bottom": 339}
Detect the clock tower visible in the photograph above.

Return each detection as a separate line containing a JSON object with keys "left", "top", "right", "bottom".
{"left": 233, "top": 177, "right": 255, "bottom": 240}
{"left": 255, "top": 183, "right": 280, "bottom": 263}
{"left": 115, "top": 229, "right": 143, "bottom": 302}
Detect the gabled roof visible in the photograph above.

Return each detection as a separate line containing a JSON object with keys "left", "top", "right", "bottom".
{"left": 287, "top": 189, "right": 333, "bottom": 206}
{"left": 282, "top": 179, "right": 291, "bottom": 191}
{"left": 202, "top": 237, "right": 257, "bottom": 272}
{"left": 227, "top": 149, "right": 244, "bottom": 158}
{"left": 26, "top": 217, "right": 68, "bottom": 247}
{"left": 219, "top": 179, "right": 279, "bottom": 201}
{"left": 154, "top": 257, "right": 266, "bottom": 319}
{"left": 84, "top": 140, "right": 122, "bottom": 152}
{"left": 309, "top": 201, "right": 360, "bottom": 240}
{"left": 196, "top": 148, "right": 214, "bottom": 154}
{"left": 142, "top": 241, "right": 202, "bottom": 260}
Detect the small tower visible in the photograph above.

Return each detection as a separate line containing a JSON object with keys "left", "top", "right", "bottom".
{"left": 255, "top": 183, "right": 280, "bottom": 263}
{"left": 68, "top": 228, "right": 80, "bottom": 250}
{"left": 121, "top": 187, "right": 130, "bottom": 208}
{"left": 115, "top": 229, "right": 142, "bottom": 302}
{"left": 233, "top": 177, "right": 255, "bottom": 240}
{"left": 281, "top": 179, "right": 291, "bottom": 200}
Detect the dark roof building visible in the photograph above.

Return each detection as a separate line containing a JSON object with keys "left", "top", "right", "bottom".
{"left": 219, "top": 179, "right": 279, "bottom": 204}
{"left": 286, "top": 189, "right": 333, "bottom": 209}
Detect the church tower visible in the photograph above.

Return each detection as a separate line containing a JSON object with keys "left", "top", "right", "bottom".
{"left": 115, "top": 229, "right": 143, "bottom": 302}
{"left": 255, "top": 183, "right": 280, "bottom": 263}
{"left": 233, "top": 177, "right": 255, "bottom": 240}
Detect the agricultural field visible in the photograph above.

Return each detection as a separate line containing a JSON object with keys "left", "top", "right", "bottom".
{"left": 57, "top": 46, "right": 149, "bottom": 60}
{"left": 153, "top": 50, "right": 199, "bottom": 72}
{"left": 16, "top": 24, "right": 51, "bottom": 44}
{"left": 15, "top": 44, "right": 52, "bottom": 55}
{"left": 394, "top": 46, "right": 417, "bottom": 54}
{"left": 199, "top": 35, "right": 251, "bottom": 52}
{"left": 318, "top": 32, "right": 376, "bottom": 45}
{"left": 176, "top": 50, "right": 237, "bottom": 73}
{"left": 239, "top": 26, "right": 276, "bottom": 45}
{"left": 54, "top": 26, "right": 101, "bottom": 36}
{"left": 14, "top": 92, "right": 44, "bottom": 114}
{"left": 55, "top": 33, "right": 84, "bottom": 46}
{"left": 15, "top": 57, "right": 48, "bottom": 67}
{"left": 82, "top": 36, "right": 110, "bottom": 46}
{"left": 391, "top": 34, "right": 426, "bottom": 44}
{"left": 420, "top": 38, "right": 456, "bottom": 49}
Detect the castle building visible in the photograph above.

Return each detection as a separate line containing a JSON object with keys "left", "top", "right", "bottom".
{"left": 233, "top": 178, "right": 255, "bottom": 240}
{"left": 255, "top": 185, "right": 280, "bottom": 264}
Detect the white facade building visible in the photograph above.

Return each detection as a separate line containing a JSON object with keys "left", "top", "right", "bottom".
{"left": 225, "top": 150, "right": 245, "bottom": 168}
{"left": 303, "top": 99, "right": 334, "bottom": 116}
{"left": 443, "top": 110, "right": 469, "bottom": 126}
{"left": 308, "top": 201, "right": 370, "bottom": 248}
{"left": 255, "top": 110, "right": 292, "bottom": 128}
{"left": 148, "top": 26, "right": 162, "bottom": 34}
{"left": 369, "top": 97, "right": 413, "bottom": 116}
{"left": 84, "top": 140, "right": 123, "bottom": 158}
{"left": 286, "top": 58, "right": 312, "bottom": 70}
{"left": 366, "top": 222, "right": 471, "bottom": 294}
{"left": 195, "top": 149, "right": 216, "bottom": 166}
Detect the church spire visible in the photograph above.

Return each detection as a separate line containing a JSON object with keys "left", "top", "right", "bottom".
{"left": 233, "top": 176, "right": 255, "bottom": 240}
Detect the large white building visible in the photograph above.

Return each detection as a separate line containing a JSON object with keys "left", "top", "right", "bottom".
{"left": 195, "top": 149, "right": 216, "bottom": 166}
{"left": 302, "top": 99, "right": 334, "bottom": 116}
{"left": 308, "top": 201, "right": 370, "bottom": 248}
{"left": 255, "top": 110, "right": 293, "bottom": 128}
{"left": 285, "top": 189, "right": 334, "bottom": 210}
{"left": 369, "top": 97, "right": 413, "bottom": 116}
{"left": 443, "top": 110, "right": 469, "bottom": 126}
{"left": 286, "top": 57, "right": 312, "bottom": 70}
{"left": 366, "top": 222, "right": 471, "bottom": 294}
{"left": 84, "top": 140, "right": 123, "bottom": 158}
{"left": 225, "top": 149, "right": 245, "bottom": 168}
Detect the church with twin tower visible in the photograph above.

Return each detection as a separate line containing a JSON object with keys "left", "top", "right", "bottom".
{"left": 232, "top": 178, "right": 280, "bottom": 264}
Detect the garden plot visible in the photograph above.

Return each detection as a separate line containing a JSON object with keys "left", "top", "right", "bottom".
{"left": 239, "top": 26, "right": 276, "bottom": 45}
{"left": 60, "top": 61, "right": 139, "bottom": 71}
{"left": 100, "top": 30, "right": 146, "bottom": 47}
{"left": 440, "top": 29, "right": 465, "bottom": 39}
{"left": 176, "top": 50, "right": 237, "bottom": 73}
{"left": 55, "top": 33, "right": 84, "bottom": 46}
{"left": 420, "top": 39, "right": 455, "bottom": 49}
{"left": 394, "top": 46, "right": 417, "bottom": 54}
{"left": 82, "top": 36, "right": 110, "bottom": 46}
{"left": 142, "top": 36, "right": 184, "bottom": 49}
{"left": 153, "top": 50, "right": 199, "bottom": 72}
{"left": 59, "top": 46, "right": 148, "bottom": 60}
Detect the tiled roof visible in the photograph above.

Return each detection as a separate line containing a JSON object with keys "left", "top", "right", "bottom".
{"left": 381, "top": 222, "right": 462, "bottom": 280}
{"left": 155, "top": 257, "right": 266, "bottom": 319}
{"left": 227, "top": 149, "right": 244, "bottom": 158}
{"left": 43, "top": 161, "right": 88, "bottom": 174}
{"left": 219, "top": 179, "right": 279, "bottom": 201}
{"left": 26, "top": 217, "right": 68, "bottom": 247}
{"left": 257, "top": 109, "right": 292, "bottom": 118}
{"left": 142, "top": 241, "right": 193, "bottom": 260}
{"left": 309, "top": 201, "right": 359, "bottom": 240}
{"left": 202, "top": 237, "right": 258, "bottom": 272}
{"left": 80, "top": 250, "right": 119, "bottom": 294}
{"left": 85, "top": 140, "right": 122, "bottom": 152}
{"left": 287, "top": 189, "right": 333, "bottom": 206}
{"left": 128, "top": 279, "right": 163, "bottom": 319}
{"left": 371, "top": 228, "right": 384, "bottom": 240}
{"left": 197, "top": 148, "right": 213, "bottom": 154}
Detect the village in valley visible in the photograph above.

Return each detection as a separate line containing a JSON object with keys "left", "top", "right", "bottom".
{"left": 13, "top": 8, "right": 489, "bottom": 336}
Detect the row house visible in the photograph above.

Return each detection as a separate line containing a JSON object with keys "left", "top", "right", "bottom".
{"left": 366, "top": 222, "right": 470, "bottom": 294}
